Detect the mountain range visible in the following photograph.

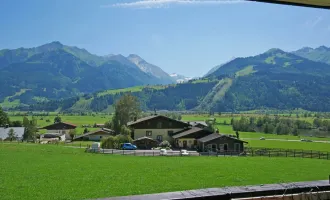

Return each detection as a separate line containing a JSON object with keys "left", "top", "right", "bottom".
{"left": 0, "top": 42, "right": 181, "bottom": 106}
{"left": 2, "top": 43, "right": 330, "bottom": 112}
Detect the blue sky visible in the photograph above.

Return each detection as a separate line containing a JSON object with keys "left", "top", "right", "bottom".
{"left": 0, "top": 0, "right": 329, "bottom": 77}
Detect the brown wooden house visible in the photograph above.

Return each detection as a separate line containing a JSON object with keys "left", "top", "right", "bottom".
{"left": 132, "top": 136, "right": 159, "bottom": 149}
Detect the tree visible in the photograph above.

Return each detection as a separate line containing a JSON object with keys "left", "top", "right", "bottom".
{"left": 0, "top": 106, "right": 9, "bottom": 127}
{"left": 120, "top": 125, "right": 131, "bottom": 136}
{"left": 69, "top": 129, "right": 76, "bottom": 142}
{"left": 10, "top": 120, "right": 22, "bottom": 127}
{"left": 83, "top": 128, "right": 89, "bottom": 134}
{"left": 7, "top": 128, "right": 16, "bottom": 141}
{"left": 23, "top": 117, "right": 37, "bottom": 141}
{"left": 235, "top": 131, "right": 240, "bottom": 139}
{"left": 112, "top": 94, "right": 141, "bottom": 133}
{"left": 54, "top": 116, "right": 62, "bottom": 124}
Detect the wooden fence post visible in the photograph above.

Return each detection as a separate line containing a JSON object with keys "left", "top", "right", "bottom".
{"left": 112, "top": 149, "right": 113, "bottom": 154}
{"left": 294, "top": 150, "right": 295, "bottom": 157}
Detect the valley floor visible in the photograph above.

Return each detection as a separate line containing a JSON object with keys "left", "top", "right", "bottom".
{"left": 1, "top": 143, "right": 329, "bottom": 200}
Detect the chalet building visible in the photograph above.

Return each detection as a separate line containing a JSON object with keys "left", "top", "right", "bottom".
{"left": 74, "top": 128, "right": 115, "bottom": 141}
{"left": 127, "top": 115, "right": 247, "bottom": 152}
{"left": 127, "top": 115, "right": 189, "bottom": 143}
{"left": 41, "top": 122, "right": 77, "bottom": 134}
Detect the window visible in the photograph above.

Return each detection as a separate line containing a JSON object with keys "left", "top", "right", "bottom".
{"left": 156, "top": 135, "right": 163, "bottom": 141}
{"left": 100, "top": 136, "right": 102, "bottom": 139}
{"left": 146, "top": 131, "right": 152, "bottom": 136}
{"left": 169, "top": 122, "right": 172, "bottom": 127}
{"left": 167, "top": 130, "right": 174, "bottom": 136}
{"left": 157, "top": 122, "right": 162, "bottom": 129}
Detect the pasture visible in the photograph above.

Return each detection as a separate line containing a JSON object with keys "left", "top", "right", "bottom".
{"left": 1, "top": 143, "right": 329, "bottom": 200}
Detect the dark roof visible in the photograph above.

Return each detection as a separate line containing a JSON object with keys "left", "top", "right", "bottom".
{"left": 0, "top": 127, "right": 25, "bottom": 140}
{"left": 127, "top": 115, "right": 188, "bottom": 127}
{"left": 73, "top": 128, "right": 114, "bottom": 140}
{"left": 198, "top": 133, "right": 248, "bottom": 143}
{"left": 172, "top": 127, "right": 204, "bottom": 139}
{"left": 41, "top": 122, "right": 77, "bottom": 129}
{"left": 133, "top": 136, "right": 158, "bottom": 142}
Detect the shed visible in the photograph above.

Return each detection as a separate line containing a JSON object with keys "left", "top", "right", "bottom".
{"left": 198, "top": 133, "right": 248, "bottom": 153}
{"left": 132, "top": 136, "right": 159, "bottom": 149}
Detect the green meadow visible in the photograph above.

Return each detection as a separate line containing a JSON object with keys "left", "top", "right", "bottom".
{"left": 1, "top": 144, "right": 329, "bottom": 200}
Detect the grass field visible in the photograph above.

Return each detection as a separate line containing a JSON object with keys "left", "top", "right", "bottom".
{"left": 1, "top": 144, "right": 329, "bottom": 200}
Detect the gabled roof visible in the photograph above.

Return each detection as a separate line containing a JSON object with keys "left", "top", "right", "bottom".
{"left": 41, "top": 122, "right": 77, "bottom": 129}
{"left": 73, "top": 128, "right": 115, "bottom": 140}
{"left": 172, "top": 127, "right": 205, "bottom": 139}
{"left": 198, "top": 133, "right": 248, "bottom": 143}
{"left": 0, "top": 127, "right": 25, "bottom": 140}
{"left": 127, "top": 115, "right": 188, "bottom": 127}
{"left": 133, "top": 136, "right": 158, "bottom": 142}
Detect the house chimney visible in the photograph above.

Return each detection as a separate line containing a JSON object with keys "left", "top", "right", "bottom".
{"left": 5, "top": 124, "right": 9, "bottom": 128}
{"left": 154, "top": 108, "right": 157, "bottom": 116}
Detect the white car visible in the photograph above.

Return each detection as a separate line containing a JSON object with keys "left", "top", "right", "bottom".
{"left": 260, "top": 137, "right": 265, "bottom": 140}
{"left": 160, "top": 149, "right": 167, "bottom": 156}
{"left": 180, "top": 150, "right": 189, "bottom": 156}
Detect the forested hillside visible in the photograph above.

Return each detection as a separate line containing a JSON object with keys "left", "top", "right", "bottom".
{"left": 0, "top": 42, "right": 174, "bottom": 108}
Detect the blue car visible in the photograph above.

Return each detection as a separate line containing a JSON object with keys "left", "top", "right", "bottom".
{"left": 121, "top": 143, "right": 137, "bottom": 150}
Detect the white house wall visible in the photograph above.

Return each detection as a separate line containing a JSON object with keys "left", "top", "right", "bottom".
{"left": 134, "top": 129, "right": 182, "bottom": 142}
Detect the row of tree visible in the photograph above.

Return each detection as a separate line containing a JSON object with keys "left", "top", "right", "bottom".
{"left": 232, "top": 116, "right": 314, "bottom": 136}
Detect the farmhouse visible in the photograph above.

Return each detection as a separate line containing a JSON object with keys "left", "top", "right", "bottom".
{"left": 41, "top": 122, "right": 77, "bottom": 134}
{"left": 74, "top": 128, "right": 115, "bottom": 141}
{"left": 128, "top": 115, "right": 247, "bottom": 152}
{"left": 127, "top": 114, "right": 189, "bottom": 142}
{"left": 0, "top": 125, "right": 25, "bottom": 141}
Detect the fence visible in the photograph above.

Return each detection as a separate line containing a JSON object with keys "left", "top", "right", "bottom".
{"left": 244, "top": 147, "right": 330, "bottom": 160}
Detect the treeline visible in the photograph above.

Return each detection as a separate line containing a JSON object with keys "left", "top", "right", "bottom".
{"left": 20, "top": 81, "right": 217, "bottom": 112}
{"left": 232, "top": 115, "right": 313, "bottom": 135}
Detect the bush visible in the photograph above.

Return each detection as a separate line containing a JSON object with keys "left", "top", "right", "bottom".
{"left": 101, "top": 134, "right": 133, "bottom": 149}
{"left": 159, "top": 140, "right": 171, "bottom": 148}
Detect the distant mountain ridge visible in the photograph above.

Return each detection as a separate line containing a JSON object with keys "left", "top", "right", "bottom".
{"left": 0, "top": 41, "right": 175, "bottom": 108}
{"left": 291, "top": 45, "right": 330, "bottom": 65}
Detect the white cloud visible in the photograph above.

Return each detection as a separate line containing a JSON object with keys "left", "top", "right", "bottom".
{"left": 101, "top": 0, "right": 246, "bottom": 9}
{"left": 305, "top": 16, "right": 323, "bottom": 28}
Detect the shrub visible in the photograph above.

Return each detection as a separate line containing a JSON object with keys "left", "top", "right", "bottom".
{"left": 101, "top": 136, "right": 117, "bottom": 149}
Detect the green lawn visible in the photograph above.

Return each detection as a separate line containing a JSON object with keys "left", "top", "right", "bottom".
{"left": 245, "top": 140, "right": 330, "bottom": 151}
{"left": 0, "top": 144, "right": 329, "bottom": 200}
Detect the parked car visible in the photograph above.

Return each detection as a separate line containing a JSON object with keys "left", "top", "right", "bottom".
{"left": 160, "top": 149, "right": 167, "bottom": 156}
{"left": 300, "top": 138, "right": 306, "bottom": 142}
{"left": 260, "top": 137, "right": 265, "bottom": 140}
{"left": 180, "top": 149, "right": 189, "bottom": 156}
{"left": 121, "top": 143, "right": 137, "bottom": 150}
